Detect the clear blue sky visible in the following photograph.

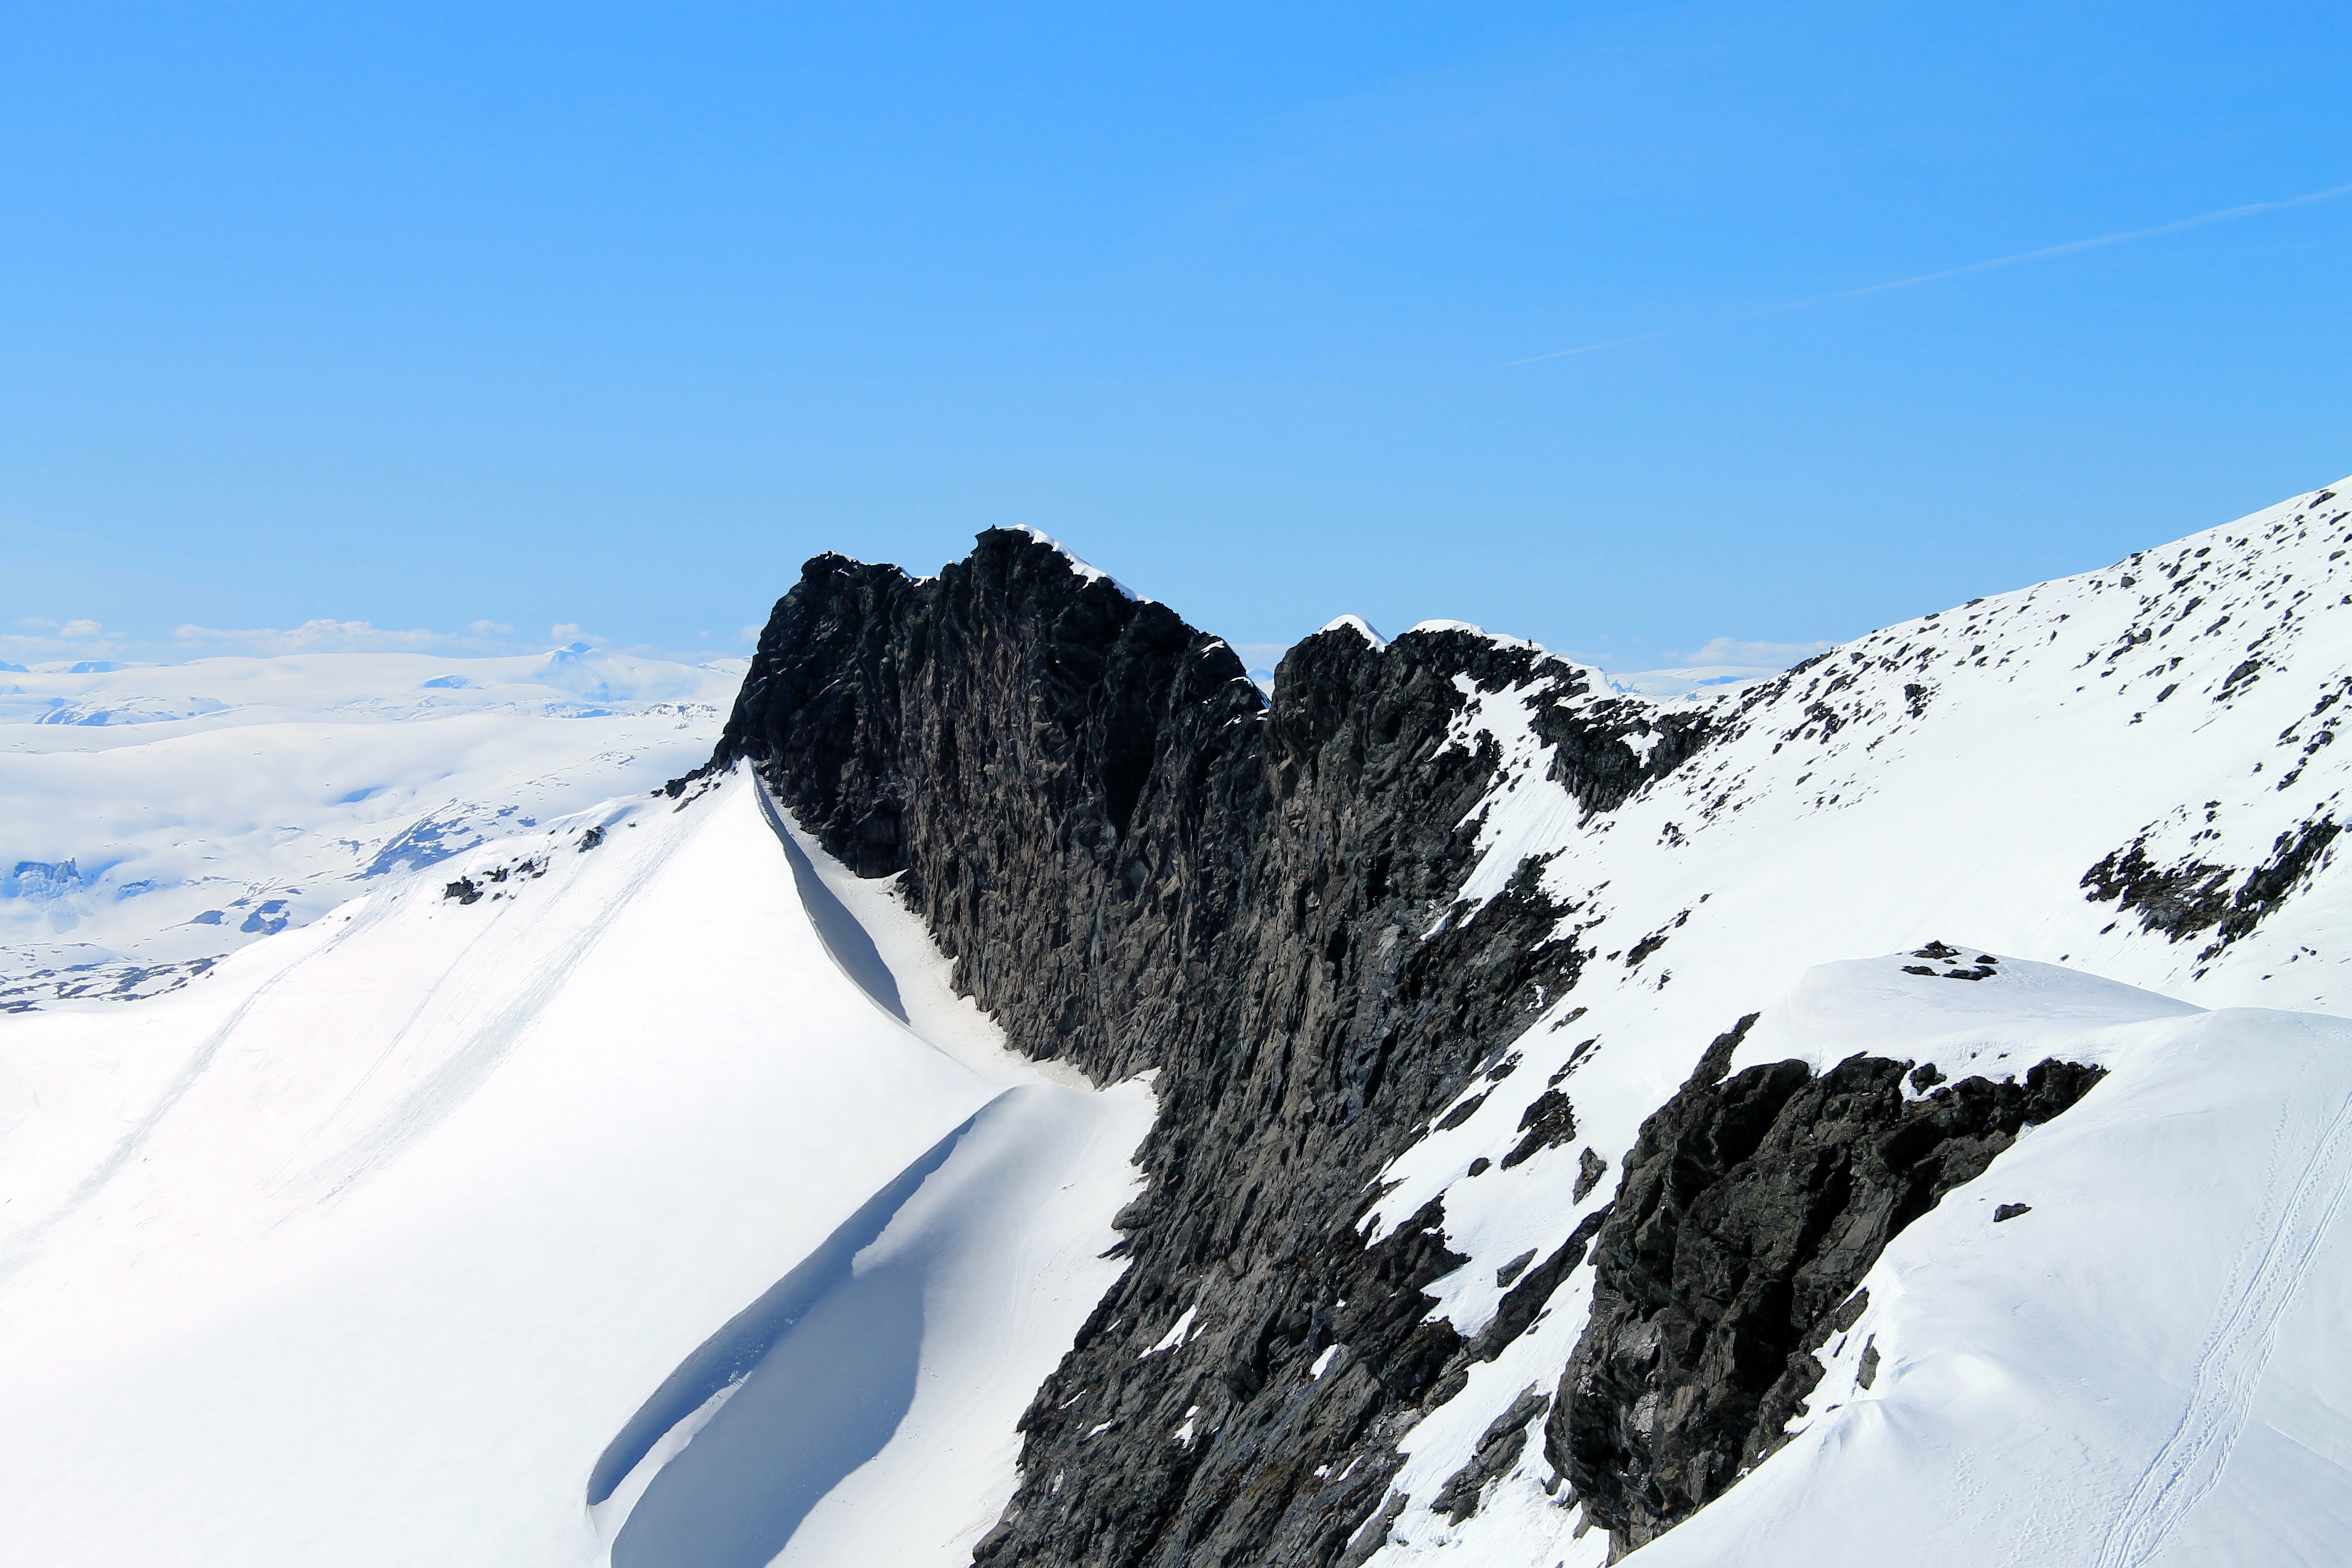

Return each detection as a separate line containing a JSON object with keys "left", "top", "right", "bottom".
{"left": 4, "top": 2, "right": 2348, "bottom": 669}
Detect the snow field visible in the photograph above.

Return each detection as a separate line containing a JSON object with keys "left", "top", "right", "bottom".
{"left": 1353, "top": 477, "right": 2352, "bottom": 1565}
{"left": 0, "top": 769, "right": 1153, "bottom": 1567}
{"left": 1640, "top": 983, "right": 2352, "bottom": 1567}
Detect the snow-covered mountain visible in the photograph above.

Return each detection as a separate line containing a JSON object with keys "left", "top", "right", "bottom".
{"left": 0, "top": 646, "right": 739, "bottom": 1009}
{"left": 6, "top": 476, "right": 2352, "bottom": 1567}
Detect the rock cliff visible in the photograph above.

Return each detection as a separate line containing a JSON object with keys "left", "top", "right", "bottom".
{"left": 690, "top": 527, "right": 2154, "bottom": 1565}
{"left": 1546, "top": 1011, "right": 2105, "bottom": 1554}
{"left": 691, "top": 530, "right": 1701, "bottom": 1565}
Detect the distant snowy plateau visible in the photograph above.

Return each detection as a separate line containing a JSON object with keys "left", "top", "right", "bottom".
{"left": 5, "top": 477, "right": 2352, "bottom": 1568}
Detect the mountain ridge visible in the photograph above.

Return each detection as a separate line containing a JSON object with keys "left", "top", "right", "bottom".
{"left": 703, "top": 474, "right": 2352, "bottom": 1565}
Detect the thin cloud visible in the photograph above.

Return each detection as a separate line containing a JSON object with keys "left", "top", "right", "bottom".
{"left": 0, "top": 616, "right": 728, "bottom": 667}
{"left": 174, "top": 619, "right": 470, "bottom": 655}
{"left": 1510, "top": 178, "right": 2352, "bottom": 366}
{"left": 1669, "top": 636, "right": 1834, "bottom": 668}
{"left": 1501, "top": 330, "right": 1674, "bottom": 368}
{"left": 0, "top": 619, "right": 118, "bottom": 660}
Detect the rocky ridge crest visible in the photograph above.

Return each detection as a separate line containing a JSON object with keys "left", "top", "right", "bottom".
{"left": 694, "top": 531, "right": 1694, "bottom": 1565}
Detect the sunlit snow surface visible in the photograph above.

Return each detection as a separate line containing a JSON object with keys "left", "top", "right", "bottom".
{"left": 1345, "top": 476, "right": 2352, "bottom": 1567}
{"left": 0, "top": 759, "right": 1150, "bottom": 1566}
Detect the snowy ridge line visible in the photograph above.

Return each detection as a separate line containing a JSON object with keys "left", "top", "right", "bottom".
{"left": 752, "top": 771, "right": 908, "bottom": 1022}
{"left": 585, "top": 774, "right": 1157, "bottom": 1568}
{"left": 1318, "top": 614, "right": 1387, "bottom": 648}
{"left": 1012, "top": 526, "right": 1141, "bottom": 600}
{"left": 0, "top": 764, "right": 1159, "bottom": 1568}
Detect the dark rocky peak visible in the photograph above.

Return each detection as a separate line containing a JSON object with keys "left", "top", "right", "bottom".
{"left": 711, "top": 530, "right": 1249, "bottom": 879}
{"left": 689, "top": 530, "right": 1718, "bottom": 1567}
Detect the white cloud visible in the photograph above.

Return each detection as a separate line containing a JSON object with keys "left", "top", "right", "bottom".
{"left": 1667, "top": 636, "right": 1833, "bottom": 669}
{"left": 170, "top": 619, "right": 524, "bottom": 656}
{"left": 0, "top": 614, "right": 726, "bottom": 668}
{"left": 737, "top": 624, "right": 765, "bottom": 643}
{"left": 1599, "top": 635, "right": 1836, "bottom": 699}
{"left": 1, "top": 619, "right": 124, "bottom": 661}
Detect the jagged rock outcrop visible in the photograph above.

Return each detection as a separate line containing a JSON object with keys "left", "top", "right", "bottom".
{"left": 1545, "top": 1015, "right": 2105, "bottom": 1555}
{"left": 692, "top": 531, "right": 1701, "bottom": 1567}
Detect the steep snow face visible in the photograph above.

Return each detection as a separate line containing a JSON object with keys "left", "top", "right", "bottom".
{"left": 0, "top": 648, "right": 742, "bottom": 1012}
{"left": 0, "top": 769, "right": 1150, "bottom": 1567}
{"left": 1348, "top": 476, "right": 2352, "bottom": 1565}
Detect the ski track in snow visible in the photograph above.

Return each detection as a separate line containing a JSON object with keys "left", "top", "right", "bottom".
{"left": 301, "top": 827, "right": 684, "bottom": 1203}
{"left": 0, "top": 946, "right": 309, "bottom": 1286}
{"left": 2092, "top": 1045, "right": 2352, "bottom": 1568}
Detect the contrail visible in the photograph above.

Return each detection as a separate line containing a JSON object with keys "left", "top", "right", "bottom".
{"left": 1505, "top": 178, "right": 2352, "bottom": 367}
{"left": 1499, "top": 329, "right": 1675, "bottom": 366}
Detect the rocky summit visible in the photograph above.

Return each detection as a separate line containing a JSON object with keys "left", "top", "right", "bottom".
{"left": 670, "top": 478, "right": 2352, "bottom": 1566}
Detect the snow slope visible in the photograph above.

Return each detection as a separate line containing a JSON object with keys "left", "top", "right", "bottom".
{"left": 1337, "top": 475, "right": 2352, "bottom": 1566}
{"left": 0, "top": 646, "right": 740, "bottom": 1010}
{"left": 0, "top": 766, "right": 1151, "bottom": 1567}
{"left": 12, "top": 475, "right": 2352, "bottom": 1568}
{"left": 1630, "top": 960, "right": 2352, "bottom": 1568}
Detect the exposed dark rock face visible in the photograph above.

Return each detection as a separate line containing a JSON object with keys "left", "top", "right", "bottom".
{"left": 2082, "top": 813, "right": 2340, "bottom": 959}
{"left": 1545, "top": 1026, "right": 2106, "bottom": 1555}
{"left": 696, "top": 532, "right": 1707, "bottom": 1567}
{"left": 1430, "top": 1386, "right": 1551, "bottom": 1523}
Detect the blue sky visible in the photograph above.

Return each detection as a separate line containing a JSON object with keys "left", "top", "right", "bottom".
{"left": 4, "top": 2, "right": 2347, "bottom": 671}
